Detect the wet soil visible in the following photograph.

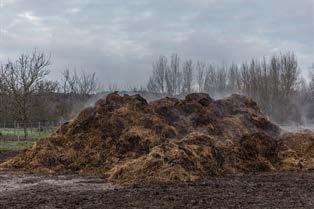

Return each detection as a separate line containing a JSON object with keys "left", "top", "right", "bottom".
{"left": 0, "top": 171, "right": 313, "bottom": 209}
{"left": 1, "top": 151, "right": 314, "bottom": 209}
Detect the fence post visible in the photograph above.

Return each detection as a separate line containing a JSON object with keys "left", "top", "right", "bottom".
{"left": 39, "top": 121, "right": 41, "bottom": 137}
{"left": 17, "top": 122, "right": 19, "bottom": 141}
{"left": 14, "top": 121, "right": 16, "bottom": 140}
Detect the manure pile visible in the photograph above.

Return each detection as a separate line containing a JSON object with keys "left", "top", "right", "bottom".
{"left": 1, "top": 93, "right": 313, "bottom": 184}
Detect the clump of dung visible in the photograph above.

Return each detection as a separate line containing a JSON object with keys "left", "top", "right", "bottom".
{"left": 1, "top": 93, "right": 313, "bottom": 184}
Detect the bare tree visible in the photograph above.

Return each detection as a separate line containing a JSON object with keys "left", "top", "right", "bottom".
{"left": 61, "top": 68, "right": 98, "bottom": 95}
{"left": 147, "top": 56, "right": 168, "bottom": 94}
{"left": 79, "top": 71, "right": 98, "bottom": 95}
{"left": 164, "top": 54, "right": 182, "bottom": 96}
{"left": 165, "top": 68, "right": 174, "bottom": 96}
{"left": 146, "top": 52, "right": 307, "bottom": 124}
{"left": 182, "top": 59, "right": 193, "bottom": 94}
{"left": 203, "top": 64, "right": 216, "bottom": 95}
{"left": 216, "top": 65, "right": 227, "bottom": 93}
{"left": 61, "top": 68, "right": 76, "bottom": 94}
{"left": 0, "top": 50, "right": 50, "bottom": 139}
{"left": 37, "top": 80, "right": 60, "bottom": 93}
{"left": 147, "top": 77, "right": 159, "bottom": 93}
{"left": 170, "top": 54, "right": 182, "bottom": 95}
{"left": 228, "top": 63, "right": 240, "bottom": 92}
{"left": 196, "top": 61, "right": 206, "bottom": 92}
{"left": 310, "top": 71, "right": 314, "bottom": 95}
{"left": 279, "top": 52, "right": 299, "bottom": 98}
{"left": 240, "top": 62, "right": 250, "bottom": 96}
{"left": 307, "top": 67, "right": 314, "bottom": 120}
{"left": 268, "top": 55, "right": 281, "bottom": 112}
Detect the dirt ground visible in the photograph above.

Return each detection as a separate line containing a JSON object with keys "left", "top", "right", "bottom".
{"left": 1, "top": 151, "right": 314, "bottom": 209}
{"left": 0, "top": 171, "right": 313, "bottom": 209}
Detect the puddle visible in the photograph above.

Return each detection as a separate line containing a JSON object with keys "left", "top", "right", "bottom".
{"left": 0, "top": 172, "right": 116, "bottom": 193}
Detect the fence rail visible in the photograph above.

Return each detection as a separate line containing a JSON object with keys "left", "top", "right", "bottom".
{"left": 0, "top": 121, "right": 60, "bottom": 141}
{"left": 0, "top": 121, "right": 61, "bottom": 129}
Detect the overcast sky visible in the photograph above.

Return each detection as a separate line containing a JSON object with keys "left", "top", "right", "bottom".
{"left": 0, "top": 0, "right": 313, "bottom": 86}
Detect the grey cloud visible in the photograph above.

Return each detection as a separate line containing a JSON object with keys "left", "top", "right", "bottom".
{"left": 0, "top": 0, "right": 312, "bottom": 85}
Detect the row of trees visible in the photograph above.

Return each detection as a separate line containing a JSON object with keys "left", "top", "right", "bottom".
{"left": 1, "top": 50, "right": 313, "bottom": 139}
{"left": 147, "top": 53, "right": 314, "bottom": 124}
{"left": 0, "top": 50, "right": 98, "bottom": 138}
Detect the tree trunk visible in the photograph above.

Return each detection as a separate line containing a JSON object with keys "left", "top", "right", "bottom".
{"left": 23, "top": 121, "right": 28, "bottom": 140}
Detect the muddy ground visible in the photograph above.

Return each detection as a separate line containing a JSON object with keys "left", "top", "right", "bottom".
{"left": 1, "top": 151, "right": 314, "bottom": 209}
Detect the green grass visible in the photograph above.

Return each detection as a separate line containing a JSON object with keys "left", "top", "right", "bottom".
{"left": 0, "top": 128, "right": 52, "bottom": 152}
{"left": 0, "top": 140, "right": 35, "bottom": 152}
{"left": 0, "top": 128, "right": 53, "bottom": 138}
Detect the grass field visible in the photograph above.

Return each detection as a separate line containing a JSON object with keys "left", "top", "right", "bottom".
{"left": 0, "top": 128, "right": 52, "bottom": 152}
{"left": 0, "top": 128, "right": 53, "bottom": 139}
{"left": 0, "top": 140, "right": 34, "bottom": 152}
